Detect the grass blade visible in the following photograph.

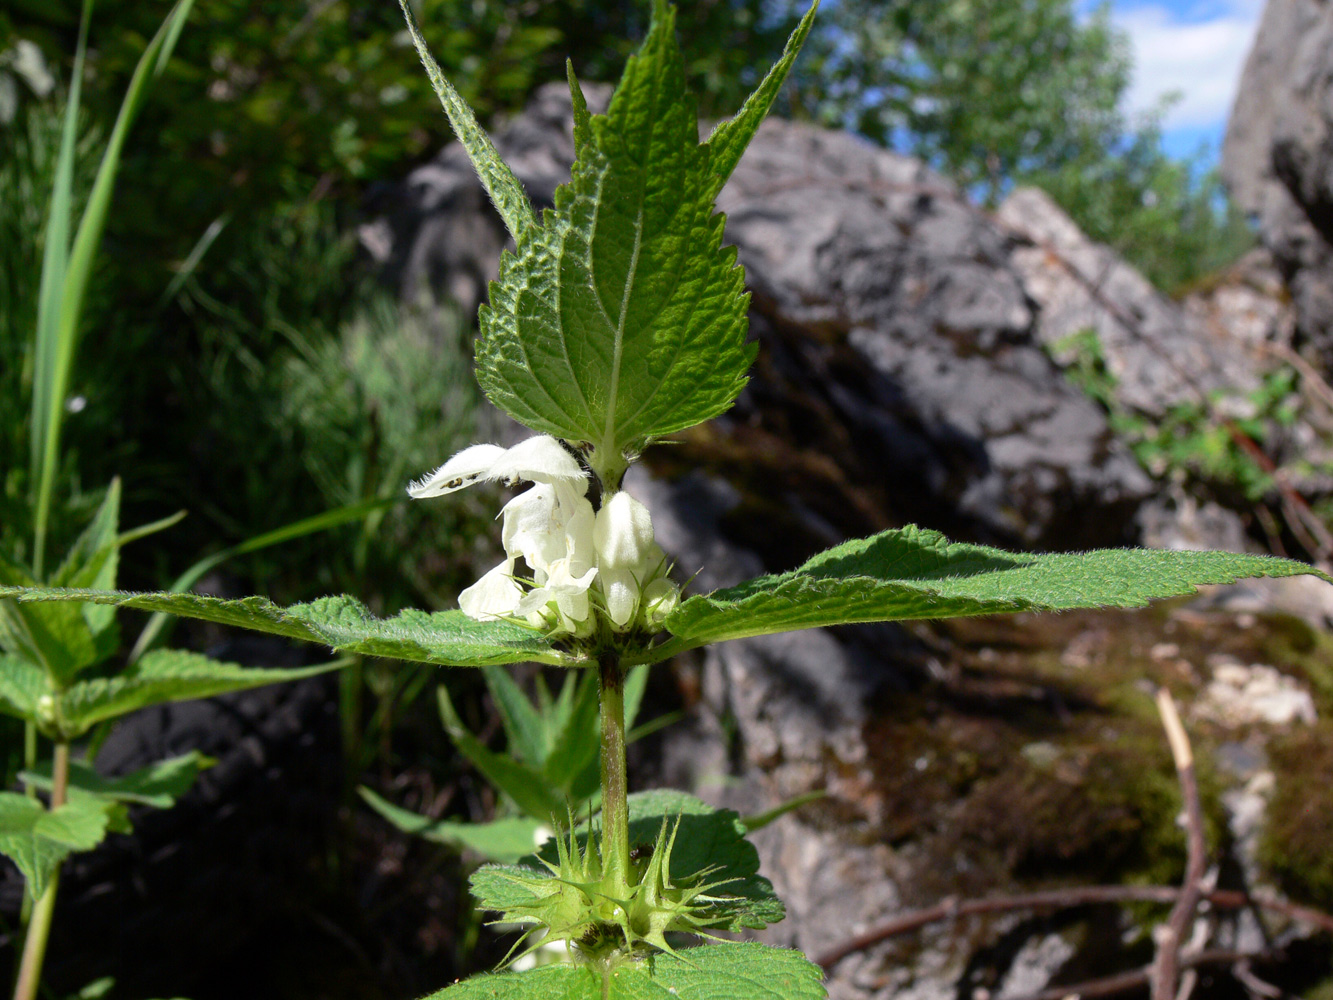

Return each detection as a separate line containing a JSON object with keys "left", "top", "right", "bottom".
{"left": 31, "top": 0, "right": 198, "bottom": 576}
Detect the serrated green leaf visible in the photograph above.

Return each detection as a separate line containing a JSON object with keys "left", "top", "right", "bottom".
{"left": 22, "top": 751, "right": 214, "bottom": 809}
{"left": 396, "top": 0, "right": 534, "bottom": 241}
{"left": 567, "top": 60, "right": 592, "bottom": 157}
{"left": 419, "top": 941, "right": 825, "bottom": 999}
{"left": 359, "top": 787, "right": 546, "bottom": 864}
{"left": 647, "top": 525, "right": 1333, "bottom": 659}
{"left": 128, "top": 495, "right": 391, "bottom": 663}
{"left": 0, "top": 792, "right": 113, "bottom": 898}
{"left": 439, "top": 685, "right": 565, "bottom": 822}
{"left": 0, "top": 587, "right": 574, "bottom": 668}
{"left": 0, "top": 656, "right": 45, "bottom": 720}
{"left": 475, "top": 2, "right": 755, "bottom": 471}
{"left": 704, "top": 1, "right": 819, "bottom": 195}
{"left": 468, "top": 861, "right": 556, "bottom": 916}
{"left": 57, "top": 648, "right": 344, "bottom": 735}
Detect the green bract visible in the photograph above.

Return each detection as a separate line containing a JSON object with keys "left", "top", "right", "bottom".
{"left": 469, "top": 790, "right": 783, "bottom": 965}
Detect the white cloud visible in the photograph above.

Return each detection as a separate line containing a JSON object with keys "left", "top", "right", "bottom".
{"left": 1112, "top": 0, "right": 1263, "bottom": 131}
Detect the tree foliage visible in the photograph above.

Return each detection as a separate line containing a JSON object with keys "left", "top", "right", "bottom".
{"left": 802, "top": 0, "right": 1129, "bottom": 205}
{"left": 791, "top": 0, "right": 1252, "bottom": 290}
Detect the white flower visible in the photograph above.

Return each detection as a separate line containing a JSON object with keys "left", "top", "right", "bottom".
{"left": 411, "top": 436, "right": 597, "bottom": 630}
{"left": 408, "top": 436, "right": 585, "bottom": 498}
{"left": 411, "top": 440, "right": 680, "bottom": 634}
{"left": 593, "top": 492, "right": 677, "bottom": 628}
{"left": 458, "top": 561, "right": 523, "bottom": 620}
{"left": 593, "top": 492, "right": 655, "bottom": 569}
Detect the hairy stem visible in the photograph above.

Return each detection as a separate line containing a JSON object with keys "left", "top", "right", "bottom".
{"left": 12, "top": 742, "right": 69, "bottom": 1000}
{"left": 598, "top": 649, "right": 630, "bottom": 889}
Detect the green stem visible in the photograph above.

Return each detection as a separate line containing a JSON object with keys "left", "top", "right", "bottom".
{"left": 13, "top": 742, "right": 68, "bottom": 1000}
{"left": 21, "top": 723, "right": 35, "bottom": 798}
{"left": 17, "top": 723, "right": 38, "bottom": 930}
{"left": 597, "top": 649, "right": 630, "bottom": 889}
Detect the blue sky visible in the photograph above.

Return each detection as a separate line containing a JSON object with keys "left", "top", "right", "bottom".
{"left": 1103, "top": 0, "right": 1265, "bottom": 161}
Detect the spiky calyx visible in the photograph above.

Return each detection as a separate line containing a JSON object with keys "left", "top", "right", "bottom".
{"left": 478, "top": 814, "right": 742, "bottom": 968}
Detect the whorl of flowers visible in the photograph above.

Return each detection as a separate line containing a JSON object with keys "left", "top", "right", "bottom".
{"left": 409, "top": 436, "right": 678, "bottom": 637}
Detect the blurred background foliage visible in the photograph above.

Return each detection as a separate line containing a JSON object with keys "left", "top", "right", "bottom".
{"left": 0, "top": 0, "right": 1256, "bottom": 599}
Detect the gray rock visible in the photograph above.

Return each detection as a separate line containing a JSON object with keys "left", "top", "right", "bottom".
{"left": 997, "top": 187, "right": 1276, "bottom": 414}
{"left": 717, "top": 122, "right": 1152, "bottom": 548}
{"left": 1223, "top": 0, "right": 1333, "bottom": 364}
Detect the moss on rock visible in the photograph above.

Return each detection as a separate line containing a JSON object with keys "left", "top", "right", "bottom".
{"left": 1261, "top": 721, "right": 1333, "bottom": 910}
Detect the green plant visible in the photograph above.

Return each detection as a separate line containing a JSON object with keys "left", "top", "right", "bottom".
{"left": 1, "top": 3, "right": 1327, "bottom": 998}
{"left": 361, "top": 665, "right": 657, "bottom": 864}
{"left": 0, "top": 482, "right": 344, "bottom": 1000}
{"left": 0, "top": 4, "right": 371, "bottom": 995}
{"left": 1053, "top": 328, "right": 1305, "bottom": 504}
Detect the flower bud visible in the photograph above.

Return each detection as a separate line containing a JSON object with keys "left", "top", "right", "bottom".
{"left": 640, "top": 577, "right": 680, "bottom": 628}
{"left": 35, "top": 693, "right": 57, "bottom": 730}
{"left": 594, "top": 492, "right": 655, "bottom": 571}
{"left": 600, "top": 567, "right": 640, "bottom": 628}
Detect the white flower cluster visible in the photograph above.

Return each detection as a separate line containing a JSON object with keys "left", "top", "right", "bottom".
{"left": 409, "top": 436, "right": 679, "bottom": 635}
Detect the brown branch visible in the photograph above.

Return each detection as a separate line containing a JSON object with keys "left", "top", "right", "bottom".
{"left": 1264, "top": 341, "right": 1333, "bottom": 416}
{"left": 1221, "top": 419, "right": 1333, "bottom": 560}
{"left": 1006, "top": 949, "right": 1270, "bottom": 1000}
{"left": 1151, "top": 689, "right": 1208, "bottom": 1000}
{"left": 815, "top": 885, "right": 1333, "bottom": 970}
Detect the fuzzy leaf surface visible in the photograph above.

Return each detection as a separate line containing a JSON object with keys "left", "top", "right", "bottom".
{"left": 0, "top": 793, "right": 113, "bottom": 898}
{"left": 0, "top": 588, "right": 573, "bottom": 668}
{"left": 57, "top": 648, "right": 344, "bottom": 735}
{"left": 476, "top": 2, "right": 754, "bottom": 457}
{"left": 652, "top": 525, "right": 1333, "bottom": 657}
{"left": 419, "top": 941, "right": 826, "bottom": 999}
{"left": 359, "top": 787, "right": 545, "bottom": 865}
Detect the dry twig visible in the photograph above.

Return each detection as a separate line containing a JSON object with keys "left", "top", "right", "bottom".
{"left": 1150, "top": 688, "right": 1208, "bottom": 1000}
